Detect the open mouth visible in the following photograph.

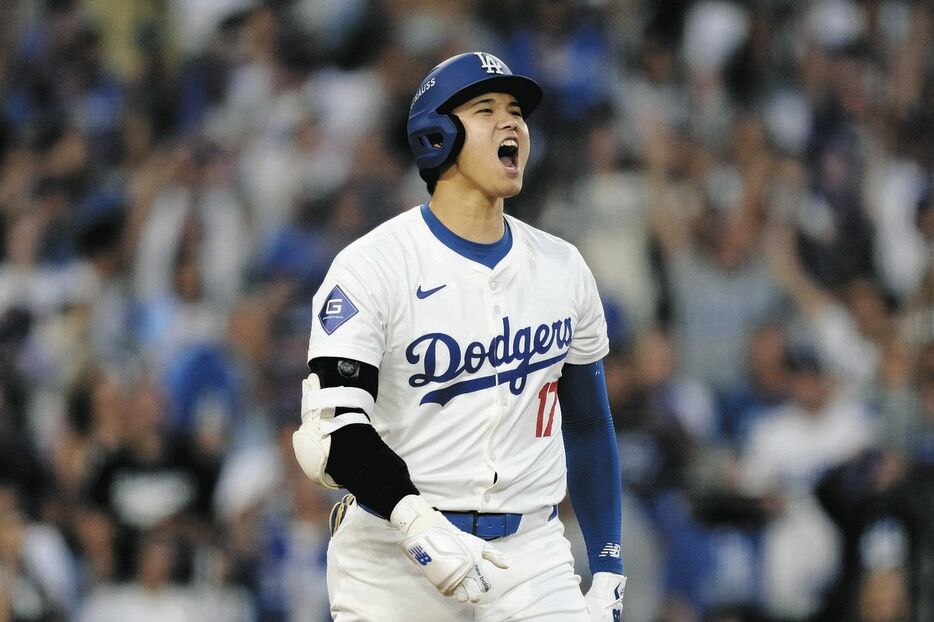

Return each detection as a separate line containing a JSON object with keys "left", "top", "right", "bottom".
{"left": 497, "top": 139, "right": 519, "bottom": 173}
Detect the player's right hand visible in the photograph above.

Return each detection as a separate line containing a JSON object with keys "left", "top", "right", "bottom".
{"left": 390, "top": 494, "right": 508, "bottom": 603}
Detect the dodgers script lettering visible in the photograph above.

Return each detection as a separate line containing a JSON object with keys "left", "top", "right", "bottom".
{"left": 405, "top": 316, "right": 572, "bottom": 406}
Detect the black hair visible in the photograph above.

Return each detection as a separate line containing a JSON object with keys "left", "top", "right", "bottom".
{"left": 422, "top": 167, "right": 439, "bottom": 195}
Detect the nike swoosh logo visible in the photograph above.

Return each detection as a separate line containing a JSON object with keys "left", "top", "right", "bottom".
{"left": 416, "top": 284, "right": 447, "bottom": 299}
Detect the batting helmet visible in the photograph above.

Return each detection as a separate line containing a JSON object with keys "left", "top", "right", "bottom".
{"left": 407, "top": 52, "right": 543, "bottom": 187}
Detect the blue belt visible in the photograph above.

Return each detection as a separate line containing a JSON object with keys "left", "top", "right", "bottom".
{"left": 442, "top": 511, "right": 523, "bottom": 540}
{"left": 357, "top": 503, "right": 558, "bottom": 541}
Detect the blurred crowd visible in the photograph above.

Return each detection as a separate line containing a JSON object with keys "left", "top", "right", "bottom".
{"left": 0, "top": 1, "right": 930, "bottom": 621}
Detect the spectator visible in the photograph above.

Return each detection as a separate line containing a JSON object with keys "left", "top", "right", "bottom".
{"left": 614, "top": 328, "right": 719, "bottom": 618}
{"left": 901, "top": 186, "right": 934, "bottom": 348}
{"left": 739, "top": 347, "right": 876, "bottom": 619}
{"left": 718, "top": 322, "right": 791, "bottom": 447}
{"left": 0, "top": 485, "right": 76, "bottom": 622}
{"left": 76, "top": 532, "right": 251, "bottom": 622}
{"left": 765, "top": 224, "right": 902, "bottom": 394}
{"left": 251, "top": 424, "right": 331, "bottom": 622}
{"left": 816, "top": 451, "right": 917, "bottom": 621}
{"left": 544, "top": 117, "right": 659, "bottom": 330}
{"left": 649, "top": 127, "right": 783, "bottom": 392}
{"left": 131, "top": 141, "right": 247, "bottom": 316}
{"left": 83, "top": 381, "right": 220, "bottom": 579}
{"left": 0, "top": 213, "right": 80, "bottom": 318}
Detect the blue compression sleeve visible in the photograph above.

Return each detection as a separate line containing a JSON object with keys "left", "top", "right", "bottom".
{"left": 559, "top": 360, "right": 624, "bottom": 575}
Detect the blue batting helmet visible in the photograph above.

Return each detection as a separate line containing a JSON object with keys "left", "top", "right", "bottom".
{"left": 407, "top": 52, "right": 543, "bottom": 184}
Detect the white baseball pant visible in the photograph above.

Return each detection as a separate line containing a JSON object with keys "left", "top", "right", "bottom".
{"left": 327, "top": 502, "right": 590, "bottom": 621}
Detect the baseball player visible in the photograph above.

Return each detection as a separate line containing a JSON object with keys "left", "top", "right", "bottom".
{"left": 293, "top": 51, "right": 625, "bottom": 620}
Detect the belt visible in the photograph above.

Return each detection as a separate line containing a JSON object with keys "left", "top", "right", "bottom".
{"left": 442, "top": 511, "right": 522, "bottom": 540}
{"left": 357, "top": 502, "right": 558, "bottom": 541}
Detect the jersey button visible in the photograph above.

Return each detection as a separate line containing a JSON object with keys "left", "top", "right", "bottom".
{"left": 483, "top": 493, "right": 492, "bottom": 502}
{"left": 493, "top": 304, "right": 502, "bottom": 314}
{"left": 489, "top": 280, "right": 499, "bottom": 291}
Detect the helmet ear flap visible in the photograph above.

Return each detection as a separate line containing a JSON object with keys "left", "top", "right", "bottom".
{"left": 417, "top": 113, "right": 467, "bottom": 194}
{"left": 440, "top": 113, "right": 466, "bottom": 170}
{"left": 409, "top": 111, "right": 461, "bottom": 172}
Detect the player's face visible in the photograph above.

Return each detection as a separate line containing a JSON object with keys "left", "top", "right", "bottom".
{"left": 451, "top": 92, "right": 530, "bottom": 199}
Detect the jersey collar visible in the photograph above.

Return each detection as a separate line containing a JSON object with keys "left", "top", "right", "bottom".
{"left": 419, "top": 203, "right": 513, "bottom": 270}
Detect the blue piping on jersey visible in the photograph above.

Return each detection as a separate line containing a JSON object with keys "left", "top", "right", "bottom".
{"left": 420, "top": 203, "right": 512, "bottom": 269}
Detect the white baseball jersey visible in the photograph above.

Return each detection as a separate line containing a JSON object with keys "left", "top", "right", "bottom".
{"left": 307, "top": 205, "right": 609, "bottom": 514}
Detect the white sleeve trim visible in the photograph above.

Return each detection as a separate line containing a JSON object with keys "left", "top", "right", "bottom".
{"left": 565, "top": 343, "right": 610, "bottom": 366}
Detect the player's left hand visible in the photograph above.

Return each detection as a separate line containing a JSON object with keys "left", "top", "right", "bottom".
{"left": 584, "top": 572, "right": 626, "bottom": 621}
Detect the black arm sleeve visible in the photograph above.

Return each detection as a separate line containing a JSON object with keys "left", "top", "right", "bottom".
{"left": 327, "top": 423, "right": 420, "bottom": 518}
{"left": 308, "top": 357, "right": 419, "bottom": 518}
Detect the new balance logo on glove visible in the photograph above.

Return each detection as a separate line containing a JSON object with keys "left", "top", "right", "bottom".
{"left": 409, "top": 545, "right": 433, "bottom": 566}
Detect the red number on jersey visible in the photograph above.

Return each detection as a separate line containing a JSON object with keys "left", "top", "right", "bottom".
{"left": 535, "top": 381, "right": 559, "bottom": 437}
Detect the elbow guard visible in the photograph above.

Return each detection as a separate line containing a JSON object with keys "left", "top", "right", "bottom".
{"left": 292, "top": 358, "right": 377, "bottom": 488}
{"left": 293, "top": 357, "right": 418, "bottom": 514}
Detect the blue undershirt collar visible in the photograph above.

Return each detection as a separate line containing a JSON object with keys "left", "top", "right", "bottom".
{"left": 420, "top": 203, "right": 512, "bottom": 270}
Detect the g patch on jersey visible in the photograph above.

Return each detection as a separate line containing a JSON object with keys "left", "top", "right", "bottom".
{"left": 319, "top": 285, "right": 358, "bottom": 334}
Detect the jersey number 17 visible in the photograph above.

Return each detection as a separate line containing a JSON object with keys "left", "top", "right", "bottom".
{"left": 535, "top": 382, "right": 558, "bottom": 437}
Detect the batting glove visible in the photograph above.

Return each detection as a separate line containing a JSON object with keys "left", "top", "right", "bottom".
{"left": 584, "top": 572, "right": 626, "bottom": 621}
{"left": 390, "top": 495, "right": 508, "bottom": 604}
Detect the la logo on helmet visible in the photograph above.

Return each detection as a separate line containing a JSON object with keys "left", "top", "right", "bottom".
{"left": 474, "top": 52, "right": 505, "bottom": 75}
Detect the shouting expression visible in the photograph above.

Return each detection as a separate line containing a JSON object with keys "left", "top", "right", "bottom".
{"left": 449, "top": 92, "right": 531, "bottom": 199}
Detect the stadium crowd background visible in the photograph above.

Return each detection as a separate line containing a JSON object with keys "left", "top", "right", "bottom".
{"left": 0, "top": 0, "right": 931, "bottom": 620}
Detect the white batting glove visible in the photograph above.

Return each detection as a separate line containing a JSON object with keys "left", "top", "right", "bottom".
{"left": 584, "top": 572, "right": 626, "bottom": 621}
{"left": 390, "top": 495, "right": 508, "bottom": 603}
